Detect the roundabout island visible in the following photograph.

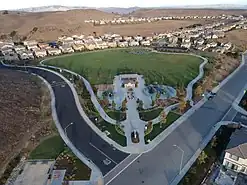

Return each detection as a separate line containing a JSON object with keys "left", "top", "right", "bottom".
{"left": 43, "top": 48, "right": 205, "bottom": 151}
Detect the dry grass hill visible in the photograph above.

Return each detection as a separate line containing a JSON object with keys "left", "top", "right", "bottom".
{"left": 129, "top": 8, "right": 247, "bottom": 17}
{"left": 0, "top": 8, "right": 246, "bottom": 41}
{"left": 0, "top": 9, "right": 119, "bottom": 41}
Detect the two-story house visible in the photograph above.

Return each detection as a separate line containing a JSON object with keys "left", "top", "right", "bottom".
{"left": 223, "top": 129, "right": 247, "bottom": 175}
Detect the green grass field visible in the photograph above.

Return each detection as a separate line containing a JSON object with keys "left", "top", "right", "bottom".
{"left": 45, "top": 48, "right": 202, "bottom": 86}
{"left": 29, "top": 135, "right": 65, "bottom": 159}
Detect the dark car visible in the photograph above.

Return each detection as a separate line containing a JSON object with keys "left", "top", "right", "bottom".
{"left": 131, "top": 131, "right": 140, "bottom": 143}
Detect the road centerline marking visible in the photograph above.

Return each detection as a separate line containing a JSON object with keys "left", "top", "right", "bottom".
{"left": 89, "top": 142, "right": 118, "bottom": 165}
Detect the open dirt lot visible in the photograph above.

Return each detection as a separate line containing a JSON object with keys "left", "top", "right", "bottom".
{"left": 218, "top": 29, "right": 247, "bottom": 50}
{"left": 1, "top": 9, "right": 215, "bottom": 41}
{"left": 0, "top": 69, "right": 53, "bottom": 176}
{"left": 129, "top": 9, "right": 247, "bottom": 17}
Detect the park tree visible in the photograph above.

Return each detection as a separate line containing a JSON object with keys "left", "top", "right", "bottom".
{"left": 138, "top": 100, "right": 144, "bottom": 110}
{"left": 177, "top": 85, "right": 186, "bottom": 99}
{"left": 195, "top": 85, "right": 203, "bottom": 96}
{"left": 179, "top": 97, "right": 187, "bottom": 113}
{"left": 210, "top": 136, "right": 218, "bottom": 148}
{"left": 202, "top": 75, "right": 212, "bottom": 90}
{"left": 112, "top": 101, "right": 116, "bottom": 109}
{"left": 197, "top": 151, "right": 208, "bottom": 165}
{"left": 156, "top": 92, "right": 161, "bottom": 99}
{"left": 190, "top": 167, "right": 197, "bottom": 175}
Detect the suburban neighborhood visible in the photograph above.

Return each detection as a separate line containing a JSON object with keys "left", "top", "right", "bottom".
{"left": 1, "top": 3, "right": 247, "bottom": 185}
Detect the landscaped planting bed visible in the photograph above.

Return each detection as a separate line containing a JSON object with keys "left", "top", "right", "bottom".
{"left": 144, "top": 112, "right": 181, "bottom": 144}
{"left": 139, "top": 107, "right": 164, "bottom": 121}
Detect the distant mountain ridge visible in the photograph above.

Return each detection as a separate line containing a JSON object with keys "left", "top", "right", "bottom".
{"left": 10, "top": 4, "right": 247, "bottom": 14}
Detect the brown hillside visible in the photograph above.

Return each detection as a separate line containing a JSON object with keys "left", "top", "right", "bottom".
{"left": 130, "top": 9, "right": 247, "bottom": 17}
{"left": 0, "top": 9, "right": 119, "bottom": 41}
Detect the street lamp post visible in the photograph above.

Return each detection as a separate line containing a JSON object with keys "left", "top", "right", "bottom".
{"left": 65, "top": 122, "right": 73, "bottom": 135}
{"left": 173, "top": 144, "right": 184, "bottom": 174}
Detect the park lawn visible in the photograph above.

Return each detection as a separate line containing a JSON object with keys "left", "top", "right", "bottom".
{"left": 45, "top": 48, "right": 202, "bottom": 86}
{"left": 29, "top": 135, "right": 65, "bottom": 159}
{"left": 145, "top": 112, "right": 180, "bottom": 143}
{"left": 139, "top": 107, "right": 164, "bottom": 121}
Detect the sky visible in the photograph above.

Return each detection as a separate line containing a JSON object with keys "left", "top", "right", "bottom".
{"left": 0, "top": 0, "right": 246, "bottom": 10}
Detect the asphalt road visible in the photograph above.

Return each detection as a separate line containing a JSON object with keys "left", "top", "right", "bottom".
{"left": 0, "top": 65, "right": 129, "bottom": 175}
{"left": 106, "top": 59, "right": 247, "bottom": 185}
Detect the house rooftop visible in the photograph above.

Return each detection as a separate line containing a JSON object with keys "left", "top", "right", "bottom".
{"left": 225, "top": 129, "right": 247, "bottom": 159}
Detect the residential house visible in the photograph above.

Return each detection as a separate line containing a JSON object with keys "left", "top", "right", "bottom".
{"left": 14, "top": 45, "right": 26, "bottom": 53}
{"left": 61, "top": 40, "right": 74, "bottom": 46}
{"left": 23, "top": 40, "right": 37, "bottom": 46}
{"left": 212, "top": 47, "right": 225, "bottom": 54}
{"left": 224, "top": 42, "right": 232, "bottom": 50}
{"left": 206, "top": 42, "right": 218, "bottom": 48}
{"left": 38, "top": 43, "right": 50, "bottom": 49}
{"left": 95, "top": 40, "right": 108, "bottom": 49}
{"left": 4, "top": 53, "right": 19, "bottom": 61}
{"left": 107, "top": 41, "right": 117, "bottom": 48}
{"left": 34, "top": 49, "right": 47, "bottom": 58}
{"left": 0, "top": 42, "right": 14, "bottom": 51}
{"left": 47, "top": 48, "right": 62, "bottom": 56}
{"left": 134, "top": 36, "right": 143, "bottom": 42}
{"left": 223, "top": 129, "right": 247, "bottom": 175}
{"left": 123, "top": 36, "right": 133, "bottom": 42}
{"left": 182, "top": 38, "right": 191, "bottom": 43}
{"left": 112, "top": 35, "right": 123, "bottom": 42}
{"left": 117, "top": 41, "right": 128, "bottom": 47}
{"left": 84, "top": 40, "right": 96, "bottom": 50}
{"left": 204, "top": 33, "right": 212, "bottom": 39}
{"left": 72, "top": 44, "right": 85, "bottom": 51}
{"left": 60, "top": 45, "right": 74, "bottom": 54}
{"left": 181, "top": 42, "right": 192, "bottom": 49}
{"left": 73, "top": 39, "right": 84, "bottom": 45}
{"left": 27, "top": 44, "right": 38, "bottom": 51}
{"left": 19, "top": 51, "right": 34, "bottom": 60}
{"left": 72, "top": 35, "right": 84, "bottom": 40}
{"left": 146, "top": 37, "right": 153, "bottom": 42}
{"left": 195, "top": 38, "right": 205, "bottom": 46}
{"left": 129, "top": 40, "right": 139, "bottom": 47}
{"left": 140, "top": 40, "right": 151, "bottom": 46}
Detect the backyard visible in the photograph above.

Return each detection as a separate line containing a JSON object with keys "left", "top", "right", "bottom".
{"left": 45, "top": 48, "right": 202, "bottom": 87}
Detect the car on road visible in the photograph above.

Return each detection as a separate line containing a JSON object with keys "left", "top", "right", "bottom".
{"left": 202, "top": 90, "right": 217, "bottom": 100}
{"left": 131, "top": 131, "right": 140, "bottom": 143}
